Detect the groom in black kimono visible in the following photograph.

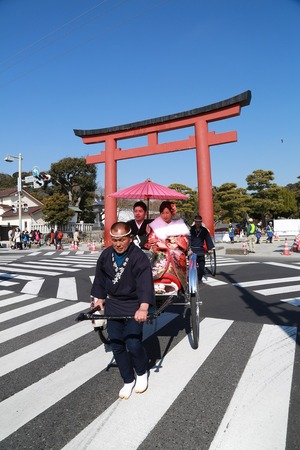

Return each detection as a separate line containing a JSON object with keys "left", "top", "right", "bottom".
{"left": 127, "top": 201, "right": 153, "bottom": 249}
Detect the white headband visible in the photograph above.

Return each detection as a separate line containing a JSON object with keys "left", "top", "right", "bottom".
{"left": 110, "top": 228, "right": 132, "bottom": 238}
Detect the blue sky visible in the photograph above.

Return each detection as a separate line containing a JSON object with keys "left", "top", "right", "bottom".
{"left": 1, "top": 0, "right": 299, "bottom": 191}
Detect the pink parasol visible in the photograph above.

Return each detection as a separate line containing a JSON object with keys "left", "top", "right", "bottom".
{"left": 109, "top": 178, "right": 188, "bottom": 214}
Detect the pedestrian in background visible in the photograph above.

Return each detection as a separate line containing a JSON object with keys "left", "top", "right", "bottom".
{"left": 266, "top": 222, "right": 274, "bottom": 243}
{"left": 189, "top": 214, "right": 215, "bottom": 283}
{"left": 22, "top": 230, "right": 30, "bottom": 248}
{"left": 55, "top": 229, "right": 63, "bottom": 249}
{"left": 8, "top": 227, "right": 14, "bottom": 248}
{"left": 14, "top": 227, "right": 22, "bottom": 250}
{"left": 247, "top": 218, "right": 256, "bottom": 253}
{"left": 256, "top": 222, "right": 262, "bottom": 244}
{"left": 49, "top": 229, "right": 55, "bottom": 246}
{"left": 73, "top": 228, "right": 80, "bottom": 246}
{"left": 34, "top": 229, "right": 41, "bottom": 247}
{"left": 228, "top": 223, "right": 235, "bottom": 243}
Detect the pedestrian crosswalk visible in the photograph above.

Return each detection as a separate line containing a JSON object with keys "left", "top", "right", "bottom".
{"left": 203, "top": 255, "right": 259, "bottom": 286}
{"left": 203, "top": 257, "right": 300, "bottom": 307}
{"left": 232, "top": 261, "right": 300, "bottom": 307}
{"left": 0, "top": 253, "right": 98, "bottom": 301}
{"left": 2, "top": 254, "right": 300, "bottom": 307}
{"left": 0, "top": 291, "right": 297, "bottom": 449}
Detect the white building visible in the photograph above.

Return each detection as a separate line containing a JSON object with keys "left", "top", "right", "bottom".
{"left": 0, "top": 187, "right": 45, "bottom": 233}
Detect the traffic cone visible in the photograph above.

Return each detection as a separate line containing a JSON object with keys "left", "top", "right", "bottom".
{"left": 90, "top": 240, "right": 97, "bottom": 252}
{"left": 71, "top": 241, "right": 74, "bottom": 249}
{"left": 281, "top": 239, "right": 291, "bottom": 256}
{"left": 242, "top": 240, "right": 247, "bottom": 255}
{"left": 87, "top": 241, "right": 91, "bottom": 247}
{"left": 74, "top": 241, "right": 78, "bottom": 251}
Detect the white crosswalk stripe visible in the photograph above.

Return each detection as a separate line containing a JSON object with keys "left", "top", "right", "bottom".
{"left": 209, "top": 324, "right": 296, "bottom": 450}
{"left": 0, "top": 272, "right": 42, "bottom": 280}
{"left": 0, "top": 256, "right": 24, "bottom": 263}
{"left": 39, "top": 259, "right": 95, "bottom": 268}
{"left": 233, "top": 271, "right": 300, "bottom": 306}
{"left": 0, "top": 253, "right": 98, "bottom": 300}
{"left": 254, "top": 285, "right": 300, "bottom": 296}
{"left": 57, "top": 277, "right": 78, "bottom": 300}
{"left": 0, "top": 280, "right": 19, "bottom": 287}
{"left": 0, "top": 293, "right": 37, "bottom": 308}
{"left": 0, "top": 297, "right": 62, "bottom": 323}
{"left": 280, "top": 297, "right": 300, "bottom": 306}
{"left": 203, "top": 277, "right": 227, "bottom": 286}
{"left": 233, "top": 275, "right": 300, "bottom": 288}
{"left": 215, "top": 260, "right": 258, "bottom": 267}
{"left": 0, "top": 293, "right": 297, "bottom": 448}
{"left": 0, "top": 290, "right": 14, "bottom": 297}
{"left": 9, "top": 262, "right": 80, "bottom": 272}
{"left": 0, "top": 265, "right": 62, "bottom": 276}
{"left": 25, "top": 251, "right": 43, "bottom": 256}
{"left": 62, "top": 317, "right": 234, "bottom": 450}
{"left": 25, "top": 250, "right": 98, "bottom": 257}
{"left": 0, "top": 302, "right": 87, "bottom": 344}
{"left": 21, "top": 279, "right": 45, "bottom": 294}
{"left": 266, "top": 262, "right": 300, "bottom": 271}
{"left": 0, "top": 321, "right": 92, "bottom": 377}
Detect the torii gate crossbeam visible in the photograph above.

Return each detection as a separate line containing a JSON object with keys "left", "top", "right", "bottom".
{"left": 74, "top": 90, "right": 251, "bottom": 245}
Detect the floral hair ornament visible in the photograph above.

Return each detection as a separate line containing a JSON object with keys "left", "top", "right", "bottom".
{"left": 170, "top": 203, "right": 177, "bottom": 216}
{"left": 110, "top": 228, "right": 132, "bottom": 238}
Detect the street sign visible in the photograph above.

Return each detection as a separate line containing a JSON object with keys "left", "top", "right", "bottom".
{"left": 34, "top": 179, "right": 44, "bottom": 189}
{"left": 32, "top": 166, "right": 39, "bottom": 177}
{"left": 24, "top": 176, "right": 34, "bottom": 183}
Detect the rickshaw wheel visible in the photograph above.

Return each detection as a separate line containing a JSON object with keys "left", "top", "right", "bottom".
{"left": 190, "top": 291, "right": 200, "bottom": 349}
{"left": 96, "top": 327, "right": 110, "bottom": 345}
{"left": 206, "top": 249, "right": 217, "bottom": 277}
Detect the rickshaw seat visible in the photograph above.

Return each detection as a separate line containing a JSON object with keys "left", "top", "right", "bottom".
{"left": 153, "top": 273, "right": 182, "bottom": 295}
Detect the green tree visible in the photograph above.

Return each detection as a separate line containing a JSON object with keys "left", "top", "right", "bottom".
{"left": 168, "top": 183, "right": 198, "bottom": 224}
{"left": 0, "top": 173, "right": 16, "bottom": 189}
{"left": 42, "top": 194, "right": 74, "bottom": 225}
{"left": 0, "top": 170, "right": 33, "bottom": 190}
{"left": 286, "top": 176, "right": 300, "bottom": 216}
{"left": 49, "top": 157, "right": 97, "bottom": 222}
{"left": 50, "top": 157, "right": 96, "bottom": 204}
{"left": 268, "top": 186, "right": 298, "bottom": 218}
{"left": 245, "top": 170, "right": 298, "bottom": 222}
{"left": 246, "top": 169, "right": 275, "bottom": 192}
{"left": 213, "top": 183, "right": 250, "bottom": 223}
{"left": 246, "top": 170, "right": 277, "bottom": 222}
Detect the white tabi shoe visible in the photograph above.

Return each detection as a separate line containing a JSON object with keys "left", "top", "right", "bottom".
{"left": 134, "top": 372, "right": 148, "bottom": 393}
{"left": 119, "top": 380, "right": 135, "bottom": 399}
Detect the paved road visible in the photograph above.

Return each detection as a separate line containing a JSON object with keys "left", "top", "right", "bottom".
{"left": 0, "top": 247, "right": 98, "bottom": 301}
{"left": 0, "top": 243, "right": 300, "bottom": 449}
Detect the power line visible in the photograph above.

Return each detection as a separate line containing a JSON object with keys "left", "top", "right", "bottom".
{"left": 0, "top": 0, "right": 171, "bottom": 89}
{"left": 0, "top": 0, "right": 110, "bottom": 69}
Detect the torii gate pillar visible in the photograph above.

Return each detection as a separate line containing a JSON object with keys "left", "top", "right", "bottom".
{"left": 74, "top": 91, "right": 251, "bottom": 244}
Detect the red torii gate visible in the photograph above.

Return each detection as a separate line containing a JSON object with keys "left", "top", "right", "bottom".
{"left": 74, "top": 90, "right": 251, "bottom": 245}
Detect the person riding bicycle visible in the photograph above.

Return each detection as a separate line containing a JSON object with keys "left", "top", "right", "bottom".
{"left": 90, "top": 221, "right": 155, "bottom": 400}
{"left": 188, "top": 214, "right": 215, "bottom": 283}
